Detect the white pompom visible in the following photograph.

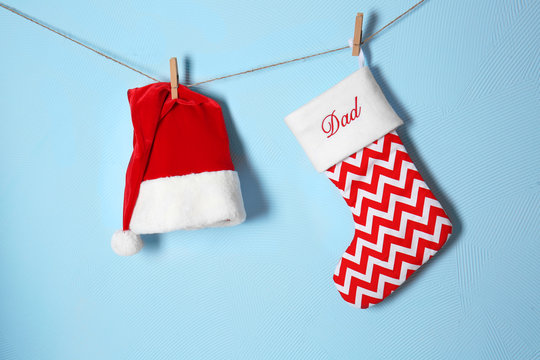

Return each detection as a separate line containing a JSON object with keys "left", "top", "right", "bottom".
{"left": 111, "top": 230, "right": 143, "bottom": 256}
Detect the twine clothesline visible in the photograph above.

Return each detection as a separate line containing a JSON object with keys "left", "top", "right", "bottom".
{"left": 0, "top": 0, "right": 426, "bottom": 87}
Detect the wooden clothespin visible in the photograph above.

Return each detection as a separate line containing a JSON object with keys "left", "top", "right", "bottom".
{"left": 352, "top": 12, "right": 363, "bottom": 56}
{"left": 169, "top": 57, "right": 179, "bottom": 99}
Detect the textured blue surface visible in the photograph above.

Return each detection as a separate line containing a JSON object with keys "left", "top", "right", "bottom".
{"left": 1, "top": 0, "right": 539, "bottom": 359}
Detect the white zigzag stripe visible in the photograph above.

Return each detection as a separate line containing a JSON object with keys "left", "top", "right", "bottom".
{"left": 325, "top": 134, "right": 390, "bottom": 183}
{"left": 350, "top": 212, "right": 449, "bottom": 278}
{"left": 326, "top": 161, "right": 342, "bottom": 181}
{"left": 338, "top": 204, "right": 450, "bottom": 292}
{"left": 326, "top": 135, "right": 386, "bottom": 177}
{"left": 353, "top": 189, "right": 451, "bottom": 259}
{"left": 354, "top": 178, "right": 437, "bottom": 246}
{"left": 423, "top": 248, "right": 437, "bottom": 263}
{"left": 338, "top": 142, "right": 408, "bottom": 199}
{"left": 346, "top": 196, "right": 451, "bottom": 276}
{"left": 335, "top": 258, "right": 420, "bottom": 304}
{"left": 343, "top": 138, "right": 402, "bottom": 169}
{"left": 334, "top": 215, "right": 449, "bottom": 301}
{"left": 350, "top": 162, "right": 423, "bottom": 216}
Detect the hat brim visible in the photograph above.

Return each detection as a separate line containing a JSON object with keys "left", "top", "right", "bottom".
{"left": 129, "top": 170, "right": 246, "bottom": 234}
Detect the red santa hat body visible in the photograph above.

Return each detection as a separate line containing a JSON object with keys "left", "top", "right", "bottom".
{"left": 112, "top": 83, "right": 246, "bottom": 256}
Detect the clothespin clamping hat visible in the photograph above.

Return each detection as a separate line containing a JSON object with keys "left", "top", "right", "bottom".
{"left": 170, "top": 57, "right": 179, "bottom": 99}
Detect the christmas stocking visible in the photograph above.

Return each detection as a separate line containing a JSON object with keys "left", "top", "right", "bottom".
{"left": 285, "top": 66, "right": 452, "bottom": 308}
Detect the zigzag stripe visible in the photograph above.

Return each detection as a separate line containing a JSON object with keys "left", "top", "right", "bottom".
{"left": 339, "top": 192, "right": 450, "bottom": 296}
{"left": 326, "top": 132, "right": 404, "bottom": 179}
{"left": 338, "top": 223, "right": 452, "bottom": 307}
{"left": 334, "top": 219, "right": 452, "bottom": 306}
{"left": 344, "top": 198, "right": 452, "bottom": 276}
{"left": 329, "top": 141, "right": 408, "bottom": 200}
{"left": 342, "top": 144, "right": 411, "bottom": 201}
{"left": 353, "top": 184, "right": 445, "bottom": 248}
{"left": 326, "top": 131, "right": 452, "bottom": 308}
{"left": 335, "top": 209, "right": 451, "bottom": 291}
{"left": 351, "top": 163, "right": 425, "bottom": 220}
{"left": 336, "top": 210, "right": 453, "bottom": 292}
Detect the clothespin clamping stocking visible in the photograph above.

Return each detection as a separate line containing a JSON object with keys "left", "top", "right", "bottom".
{"left": 350, "top": 13, "right": 365, "bottom": 67}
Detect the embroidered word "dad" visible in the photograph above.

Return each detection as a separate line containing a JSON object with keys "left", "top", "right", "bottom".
{"left": 321, "top": 96, "right": 362, "bottom": 138}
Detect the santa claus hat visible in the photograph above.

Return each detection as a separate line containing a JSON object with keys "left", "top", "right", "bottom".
{"left": 111, "top": 82, "right": 246, "bottom": 256}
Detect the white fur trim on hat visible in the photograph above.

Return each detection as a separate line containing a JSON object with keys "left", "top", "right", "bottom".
{"left": 111, "top": 230, "right": 144, "bottom": 256}
{"left": 129, "top": 170, "right": 246, "bottom": 234}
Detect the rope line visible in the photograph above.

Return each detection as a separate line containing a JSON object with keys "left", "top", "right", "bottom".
{"left": 0, "top": 0, "right": 425, "bottom": 87}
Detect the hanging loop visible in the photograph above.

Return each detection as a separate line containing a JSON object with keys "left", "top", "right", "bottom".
{"left": 348, "top": 38, "right": 365, "bottom": 68}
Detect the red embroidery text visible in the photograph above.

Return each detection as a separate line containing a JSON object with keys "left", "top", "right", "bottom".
{"left": 321, "top": 96, "right": 361, "bottom": 138}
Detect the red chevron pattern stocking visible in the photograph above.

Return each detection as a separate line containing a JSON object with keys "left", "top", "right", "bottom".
{"left": 285, "top": 66, "right": 452, "bottom": 308}
{"left": 325, "top": 131, "right": 453, "bottom": 308}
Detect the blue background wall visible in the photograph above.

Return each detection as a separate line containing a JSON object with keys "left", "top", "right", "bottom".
{"left": 1, "top": 0, "right": 539, "bottom": 359}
